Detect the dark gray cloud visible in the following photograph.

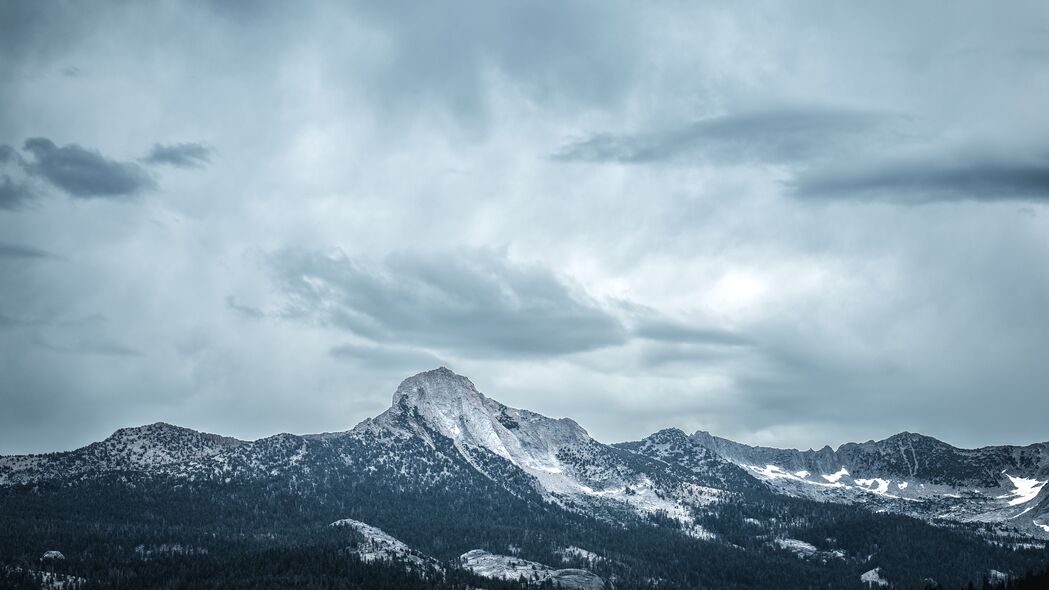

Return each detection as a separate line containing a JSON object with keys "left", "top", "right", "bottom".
{"left": 0, "top": 145, "right": 22, "bottom": 164}
{"left": 272, "top": 249, "right": 628, "bottom": 357}
{"left": 2, "top": 0, "right": 1049, "bottom": 454}
{"left": 145, "top": 143, "right": 213, "bottom": 168}
{"left": 0, "top": 146, "right": 32, "bottom": 209}
{"left": 0, "top": 175, "right": 33, "bottom": 210}
{"left": 554, "top": 109, "right": 899, "bottom": 165}
{"left": 19, "top": 138, "right": 155, "bottom": 198}
{"left": 793, "top": 154, "right": 1049, "bottom": 203}
{"left": 0, "top": 242, "right": 53, "bottom": 259}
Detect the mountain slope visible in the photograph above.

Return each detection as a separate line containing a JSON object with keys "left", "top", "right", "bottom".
{"left": 0, "top": 422, "right": 243, "bottom": 485}
{"left": 674, "top": 429, "right": 1049, "bottom": 537}
{"left": 351, "top": 367, "right": 736, "bottom": 522}
{"left": 2, "top": 367, "right": 1049, "bottom": 589}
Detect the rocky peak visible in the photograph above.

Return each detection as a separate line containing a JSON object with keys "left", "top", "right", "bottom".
{"left": 642, "top": 428, "right": 690, "bottom": 446}
{"left": 105, "top": 422, "right": 243, "bottom": 450}
{"left": 391, "top": 367, "right": 487, "bottom": 412}
{"left": 377, "top": 367, "right": 590, "bottom": 452}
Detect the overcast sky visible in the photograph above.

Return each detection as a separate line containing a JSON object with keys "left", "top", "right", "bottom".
{"left": 2, "top": 1, "right": 1048, "bottom": 454}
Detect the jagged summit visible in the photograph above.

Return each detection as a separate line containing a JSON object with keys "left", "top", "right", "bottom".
{"left": 365, "top": 367, "right": 593, "bottom": 474}
{"left": 0, "top": 419, "right": 244, "bottom": 485}
{"left": 106, "top": 421, "right": 244, "bottom": 449}
{"left": 356, "top": 367, "right": 702, "bottom": 516}
{"left": 390, "top": 366, "right": 488, "bottom": 412}
{"left": 876, "top": 431, "right": 952, "bottom": 449}
{"left": 2, "top": 366, "right": 1049, "bottom": 543}
{"left": 643, "top": 428, "right": 689, "bottom": 444}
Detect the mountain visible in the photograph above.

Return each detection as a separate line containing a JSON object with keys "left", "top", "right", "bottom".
{"left": 353, "top": 367, "right": 735, "bottom": 522}
{"left": 672, "top": 429, "right": 1049, "bottom": 537}
{"left": 0, "top": 421, "right": 243, "bottom": 485}
{"left": 1, "top": 367, "right": 1048, "bottom": 589}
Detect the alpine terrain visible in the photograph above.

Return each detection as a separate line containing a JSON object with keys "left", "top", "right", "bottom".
{"left": 1, "top": 368, "right": 1047, "bottom": 589}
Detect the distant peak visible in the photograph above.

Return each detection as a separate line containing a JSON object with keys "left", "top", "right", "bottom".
{"left": 689, "top": 430, "right": 719, "bottom": 443}
{"left": 106, "top": 422, "right": 243, "bottom": 448}
{"left": 645, "top": 428, "right": 688, "bottom": 443}
{"left": 111, "top": 422, "right": 189, "bottom": 437}
{"left": 881, "top": 431, "right": 947, "bottom": 447}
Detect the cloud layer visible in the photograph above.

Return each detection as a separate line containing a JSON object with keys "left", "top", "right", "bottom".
{"left": 1, "top": 0, "right": 1048, "bottom": 454}
{"left": 271, "top": 249, "right": 627, "bottom": 357}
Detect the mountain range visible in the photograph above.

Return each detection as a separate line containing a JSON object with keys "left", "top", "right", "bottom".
{"left": 1, "top": 367, "right": 1047, "bottom": 589}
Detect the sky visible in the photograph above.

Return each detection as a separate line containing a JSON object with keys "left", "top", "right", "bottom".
{"left": 2, "top": 1, "right": 1048, "bottom": 454}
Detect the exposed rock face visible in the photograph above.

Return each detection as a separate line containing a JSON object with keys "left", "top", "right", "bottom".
{"left": 355, "top": 367, "right": 728, "bottom": 520}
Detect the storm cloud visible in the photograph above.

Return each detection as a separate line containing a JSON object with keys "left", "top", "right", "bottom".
{"left": 0, "top": 242, "right": 53, "bottom": 259}
{"left": 145, "top": 143, "right": 213, "bottom": 168}
{"left": 271, "top": 249, "right": 628, "bottom": 357}
{"left": 1, "top": 138, "right": 157, "bottom": 204}
{"left": 1, "top": 0, "right": 1048, "bottom": 454}
{"left": 20, "top": 138, "right": 155, "bottom": 198}
{"left": 793, "top": 154, "right": 1049, "bottom": 203}
{"left": 554, "top": 109, "right": 900, "bottom": 165}
{"left": 0, "top": 175, "right": 33, "bottom": 210}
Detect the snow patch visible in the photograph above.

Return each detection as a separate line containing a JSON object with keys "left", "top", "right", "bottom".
{"left": 1001, "top": 474, "right": 1047, "bottom": 506}
{"left": 861, "top": 567, "right": 889, "bottom": 587}
{"left": 822, "top": 467, "right": 849, "bottom": 483}
{"left": 774, "top": 538, "right": 818, "bottom": 557}
{"left": 855, "top": 478, "right": 891, "bottom": 495}
{"left": 331, "top": 518, "right": 440, "bottom": 570}
{"left": 687, "top": 525, "right": 716, "bottom": 541}
{"left": 558, "top": 546, "right": 603, "bottom": 565}
{"left": 460, "top": 550, "right": 603, "bottom": 590}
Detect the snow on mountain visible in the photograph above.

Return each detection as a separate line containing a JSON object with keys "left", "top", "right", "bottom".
{"left": 326, "top": 519, "right": 608, "bottom": 586}
{"left": 353, "top": 368, "right": 727, "bottom": 521}
{"left": 331, "top": 519, "right": 441, "bottom": 571}
{"left": 0, "top": 422, "right": 243, "bottom": 484}
{"left": 679, "top": 429, "right": 1049, "bottom": 538}
{"left": 774, "top": 538, "right": 818, "bottom": 557}
{"left": 459, "top": 549, "right": 604, "bottom": 590}
{"left": 772, "top": 538, "right": 846, "bottom": 562}
{"left": 557, "top": 546, "right": 604, "bottom": 565}
{"left": 1001, "top": 474, "right": 1047, "bottom": 506}
{"left": 360, "top": 367, "right": 594, "bottom": 488}
{"left": 3, "top": 366, "right": 1048, "bottom": 543}
{"left": 860, "top": 567, "right": 889, "bottom": 587}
